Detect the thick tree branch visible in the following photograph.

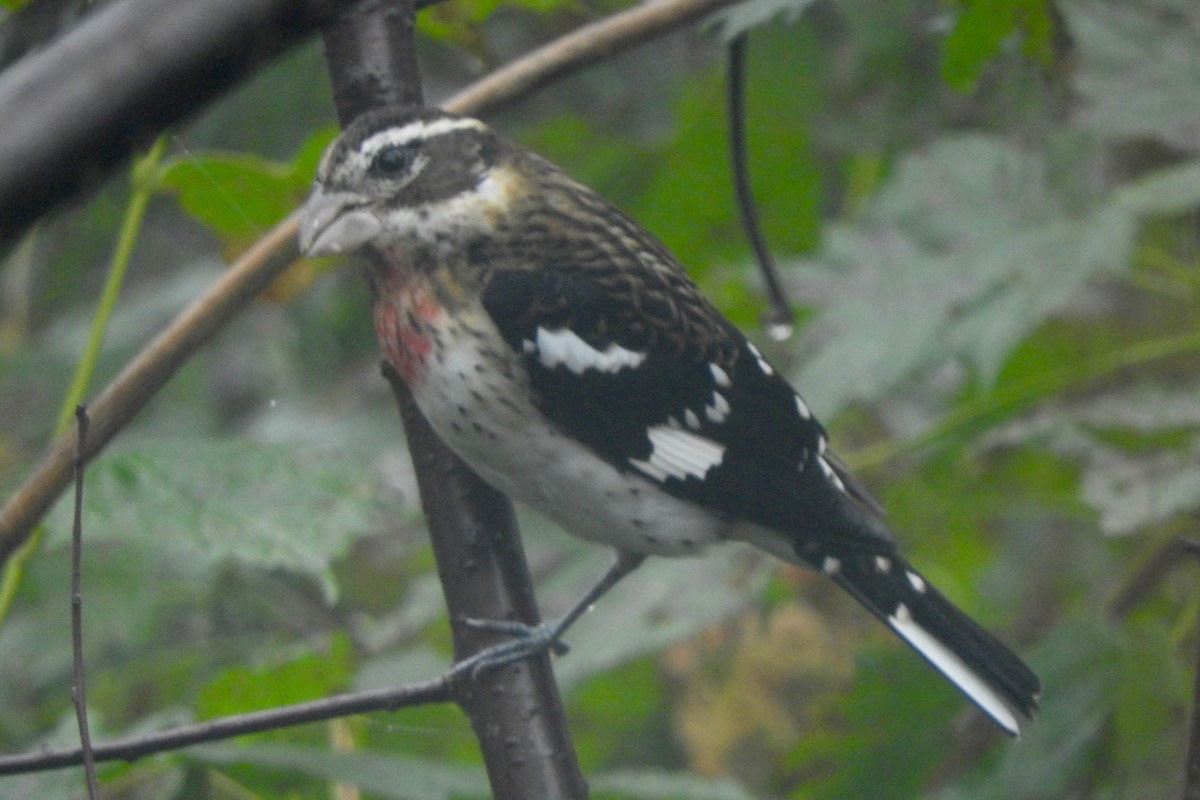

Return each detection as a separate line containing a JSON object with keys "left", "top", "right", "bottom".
{"left": 0, "top": 0, "right": 358, "bottom": 243}
{"left": 321, "top": 1, "right": 587, "bottom": 795}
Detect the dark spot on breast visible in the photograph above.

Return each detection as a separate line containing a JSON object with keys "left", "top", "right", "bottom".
{"left": 467, "top": 239, "right": 490, "bottom": 265}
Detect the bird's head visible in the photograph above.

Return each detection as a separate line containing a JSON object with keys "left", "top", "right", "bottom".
{"left": 300, "top": 107, "right": 505, "bottom": 258}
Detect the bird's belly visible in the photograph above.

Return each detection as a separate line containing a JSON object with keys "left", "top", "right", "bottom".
{"left": 410, "top": 314, "right": 727, "bottom": 557}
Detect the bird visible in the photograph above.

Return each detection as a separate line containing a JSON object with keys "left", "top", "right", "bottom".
{"left": 299, "top": 105, "right": 1040, "bottom": 735}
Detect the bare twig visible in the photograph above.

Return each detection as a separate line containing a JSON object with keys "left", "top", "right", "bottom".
{"left": 0, "top": 0, "right": 740, "bottom": 570}
{"left": 726, "top": 33, "right": 793, "bottom": 341}
{"left": 0, "top": 675, "right": 455, "bottom": 775}
{"left": 69, "top": 406, "right": 99, "bottom": 799}
{"left": 443, "top": 0, "right": 735, "bottom": 114}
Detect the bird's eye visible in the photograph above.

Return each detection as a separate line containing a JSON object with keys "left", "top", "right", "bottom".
{"left": 372, "top": 144, "right": 414, "bottom": 176}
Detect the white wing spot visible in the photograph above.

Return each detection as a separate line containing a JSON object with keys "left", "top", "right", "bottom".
{"left": 629, "top": 426, "right": 727, "bottom": 483}
{"left": 684, "top": 409, "right": 701, "bottom": 430}
{"left": 817, "top": 456, "right": 846, "bottom": 491}
{"left": 794, "top": 395, "right": 812, "bottom": 420}
{"left": 822, "top": 556, "right": 841, "bottom": 575}
{"left": 888, "top": 603, "right": 1021, "bottom": 735}
{"left": 746, "top": 342, "right": 773, "bottom": 375}
{"left": 534, "top": 327, "right": 646, "bottom": 374}
{"left": 705, "top": 391, "right": 731, "bottom": 423}
{"left": 817, "top": 434, "right": 828, "bottom": 455}
{"left": 709, "top": 363, "right": 732, "bottom": 388}
{"left": 874, "top": 555, "right": 892, "bottom": 573}
{"left": 906, "top": 570, "right": 927, "bottom": 593}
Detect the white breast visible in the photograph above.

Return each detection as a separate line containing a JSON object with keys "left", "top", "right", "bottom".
{"left": 410, "top": 306, "right": 731, "bottom": 557}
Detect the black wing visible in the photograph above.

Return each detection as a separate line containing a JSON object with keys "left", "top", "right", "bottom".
{"left": 480, "top": 265, "right": 892, "bottom": 551}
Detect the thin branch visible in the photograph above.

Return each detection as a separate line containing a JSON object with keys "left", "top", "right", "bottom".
{"left": 443, "top": 0, "right": 735, "bottom": 114}
{"left": 69, "top": 406, "right": 99, "bottom": 799}
{"left": 0, "top": 674, "right": 456, "bottom": 775}
{"left": 726, "top": 33, "right": 793, "bottom": 341}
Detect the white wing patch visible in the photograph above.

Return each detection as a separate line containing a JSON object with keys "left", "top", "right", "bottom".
{"left": 817, "top": 456, "right": 847, "bottom": 492}
{"left": 530, "top": 327, "right": 647, "bottom": 374}
{"left": 794, "top": 394, "right": 812, "bottom": 420}
{"left": 705, "top": 391, "right": 731, "bottom": 423}
{"left": 746, "top": 342, "right": 774, "bottom": 376}
{"left": 709, "top": 363, "right": 732, "bottom": 388}
{"left": 888, "top": 603, "right": 1021, "bottom": 735}
{"left": 630, "top": 426, "right": 726, "bottom": 483}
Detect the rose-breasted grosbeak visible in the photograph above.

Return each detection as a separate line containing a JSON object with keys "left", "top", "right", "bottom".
{"left": 299, "top": 106, "right": 1040, "bottom": 734}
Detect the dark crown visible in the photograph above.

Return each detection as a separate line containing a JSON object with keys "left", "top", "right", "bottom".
{"left": 317, "top": 107, "right": 505, "bottom": 209}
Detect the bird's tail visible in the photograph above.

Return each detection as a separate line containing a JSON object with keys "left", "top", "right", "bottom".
{"left": 822, "top": 549, "right": 1040, "bottom": 735}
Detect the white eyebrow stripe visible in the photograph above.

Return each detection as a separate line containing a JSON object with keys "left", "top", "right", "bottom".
{"left": 359, "top": 117, "right": 488, "bottom": 157}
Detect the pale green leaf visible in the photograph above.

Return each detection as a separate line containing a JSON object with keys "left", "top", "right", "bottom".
{"left": 794, "top": 136, "right": 1136, "bottom": 415}
{"left": 47, "top": 439, "right": 388, "bottom": 601}
{"left": 1066, "top": 0, "right": 1200, "bottom": 150}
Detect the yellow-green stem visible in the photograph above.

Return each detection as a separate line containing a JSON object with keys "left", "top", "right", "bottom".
{"left": 0, "top": 136, "right": 168, "bottom": 626}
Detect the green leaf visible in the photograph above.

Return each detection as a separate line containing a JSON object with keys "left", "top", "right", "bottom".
{"left": 46, "top": 439, "right": 388, "bottom": 601}
{"left": 1065, "top": 0, "right": 1200, "bottom": 150}
{"left": 198, "top": 634, "right": 355, "bottom": 720}
{"left": 941, "top": 0, "right": 1057, "bottom": 93}
{"left": 794, "top": 136, "right": 1138, "bottom": 415}
{"left": 160, "top": 153, "right": 302, "bottom": 243}
{"left": 188, "top": 743, "right": 490, "bottom": 800}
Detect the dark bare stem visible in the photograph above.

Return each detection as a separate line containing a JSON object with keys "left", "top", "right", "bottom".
{"left": 0, "top": 675, "right": 455, "bottom": 775}
{"left": 726, "top": 33, "right": 793, "bottom": 341}
{"left": 69, "top": 405, "right": 99, "bottom": 799}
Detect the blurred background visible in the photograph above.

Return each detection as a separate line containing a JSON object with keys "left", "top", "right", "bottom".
{"left": 1, "top": 0, "right": 1198, "bottom": 797}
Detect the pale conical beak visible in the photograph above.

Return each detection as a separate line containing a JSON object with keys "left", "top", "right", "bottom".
{"left": 299, "top": 187, "right": 383, "bottom": 257}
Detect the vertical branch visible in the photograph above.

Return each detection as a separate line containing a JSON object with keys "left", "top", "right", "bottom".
{"left": 70, "top": 405, "right": 99, "bottom": 799}
{"left": 319, "top": 3, "right": 587, "bottom": 797}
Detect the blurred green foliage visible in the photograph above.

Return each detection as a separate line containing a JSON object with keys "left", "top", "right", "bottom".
{"left": 2, "top": 0, "right": 1200, "bottom": 797}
